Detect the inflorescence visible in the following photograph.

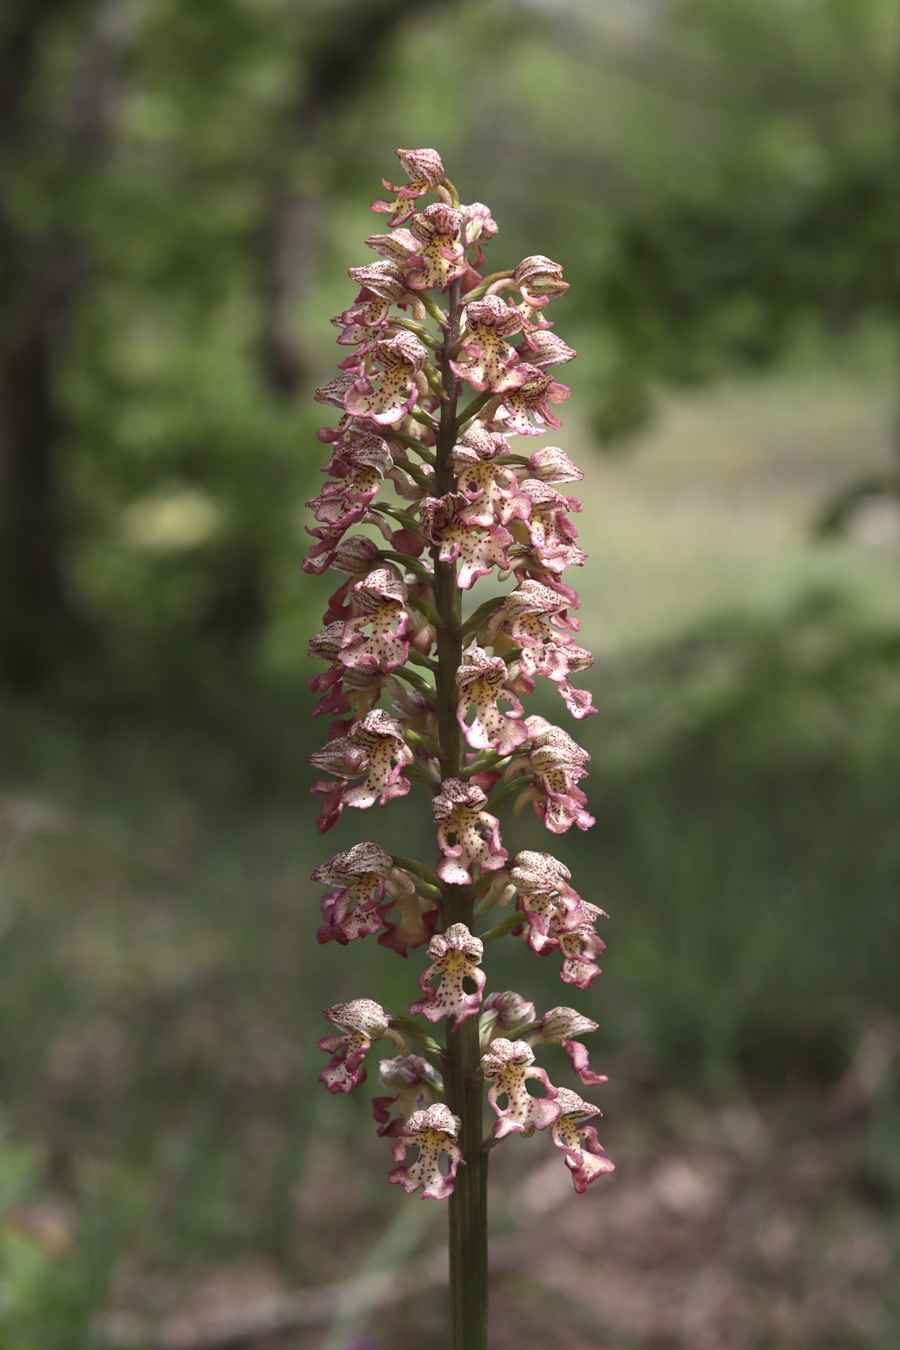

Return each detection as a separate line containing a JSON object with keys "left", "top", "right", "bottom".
{"left": 307, "top": 148, "right": 613, "bottom": 1202}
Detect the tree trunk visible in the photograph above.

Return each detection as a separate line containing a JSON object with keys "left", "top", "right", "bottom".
{"left": 0, "top": 247, "right": 83, "bottom": 685}
{"left": 0, "top": 0, "right": 130, "bottom": 686}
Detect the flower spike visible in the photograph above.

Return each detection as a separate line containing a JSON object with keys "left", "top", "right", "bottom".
{"left": 308, "top": 148, "right": 613, "bottom": 1335}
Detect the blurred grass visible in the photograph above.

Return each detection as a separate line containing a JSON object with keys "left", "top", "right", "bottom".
{"left": 567, "top": 347, "right": 900, "bottom": 654}
{"left": 1, "top": 359, "right": 899, "bottom": 1341}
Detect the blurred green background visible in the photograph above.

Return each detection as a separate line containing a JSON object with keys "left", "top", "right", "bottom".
{"left": 1, "top": 0, "right": 899, "bottom": 1345}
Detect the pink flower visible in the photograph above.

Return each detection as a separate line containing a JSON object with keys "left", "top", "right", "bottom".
{"left": 372, "top": 1055, "right": 439, "bottom": 1137}
{"left": 419, "top": 493, "right": 513, "bottom": 590}
{"left": 520, "top": 329, "right": 577, "bottom": 369}
{"left": 406, "top": 204, "right": 467, "bottom": 291}
{"left": 371, "top": 147, "right": 447, "bottom": 226}
{"left": 347, "top": 259, "right": 410, "bottom": 300}
{"left": 340, "top": 566, "right": 412, "bottom": 673}
{"left": 513, "top": 478, "right": 586, "bottom": 576}
{"left": 503, "top": 851, "right": 605, "bottom": 988}
{"left": 323, "top": 431, "right": 395, "bottom": 485}
{"left": 344, "top": 332, "right": 429, "bottom": 426}
{"left": 552, "top": 647, "right": 597, "bottom": 720}
{"left": 486, "top": 577, "right": 579, "bottom": 651}
{"left": 508, "top": 849, "right": 583, "bottom": 956}
{"left": 378, "top": 887, "right": 439, "bottom": 957}
{"left": 389, "top": 1103, "right": 464, "bottom": 1199}
{"left": 450, "top": 296, "right": 523, "bottom": 392}
{"left": 309, "top": 709, "right": 413, "bottom": 832}
{"left": 308, "top": 624, "right": 386, "bottom": 729}
{"left": 531, "top": 1007, "right": 608, "bottom": 1087}
{"left": 452, "top": 429, "right": 532, "bottom": 527}
{"left": 508, "top": 717, "right": 595, "bottom": 834}
{"left": 461, "top": 201, "right": 498, "bottom": 267}
{"left": 432, "top": 778, "right": 507, "bottom": 884}
{"left": 313, "top": 841, "right": 416, "bottom": 947}
{"left": 318, "top": 998, "right": 395, "bottom": 1094}
{"left": 511, "top": 255, "right": 570, "bottom": 310}
{"left": 555, "top": 901, "right": 606, "bottom": 990}
{"left": 365, "top": 228, "right": 419, "bottom": 263}
{"left": 333, "top": 261, "right": 410, "bottom": 344}
{"left": 304, "top": 507, "right": 392, "bottom": 576}
{"left": 305, "top": 440, "right": 391, "bottom": 534}
{"left": 302, "top": 528, "right": 381, "bottom": 579}
{"left": 485, "top": 580, "right": 595, "bottom": 717}
{"left": 479, "top": 990, "right": 537, "bottom": 1046}
{"left": 523, "top": 445, "right": 584, "bottom": 484}
{"left": 481, "top": 1038, "right": 560, "bottom": 1138}
{"left": 493, "top": 365, "right": 571, "bottom": 435}
{"left": 550, "top": 1088, "right": 614, "bottom": 1193}
{"left": 456, "top": 645, "right": 528, "bottom": 755}
{"left": 410, "top": 923, "right": 486, "bottom": 1028}
{"left": 314, "top": 372, "right": 357, "bottom": 410}
{"left": 330, "top": 534, "right": 385, "bottom": 576}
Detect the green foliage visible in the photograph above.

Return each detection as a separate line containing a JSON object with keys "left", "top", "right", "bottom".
{"left": 561, "top": 0, "right": 899, "bottom": 441}
{"left": 585, "top": 590, "right": 900, "bottom": 1086}
{"left": 4, "top": 0, "right": 896, "bottom": 677}
{"left": 0, "top": 1124, "right": 114, "bottom": 1350}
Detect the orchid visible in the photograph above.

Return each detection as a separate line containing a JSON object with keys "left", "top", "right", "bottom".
{"left": 313, "top": 842, "right": 416, "bottom": 947}
{"left": 549, "top": 1088, "right": 615, "bottom": 1194}
{"left": 479, "top": 990, "right": 537, "bottom": 1046}
{"left": 432, "top": 778, "right": 507, "bottom": 884}
{"left": 406, "top": 203, "right": 468, "bottom": 291}
{"left": 343, "top": 331, "right": 429, "bottom": 426}
{"left": 389, "top": 1104, "right": 465, "bottom": 1199}
{"left": 481, "top": 1038, "right": 560, "bottom": 1138}
{"left": 308, "top": 150, "right": 613, "bottom": 1350}
{"left": 309, "top": 708, "right": 413, "bottom": 831}
{"left": 530, "top": 1007, "right": 609, "bottom": 1087}
{"left": 373, "top": 1055, "right": 439, "bottom": 1137}
{"left": 455, "top": 645, "right": 527, "bottom": 754}
{"left": 451, "top": 295, "right": 524, "bottom": 391}
{"left": 317, "top": 999, "right": 404, "bottom": 1094}
{"left": 507, "top": 716, "right": 596, "bottom": 833}
{"left": 410, "top": 923, "right": 486, "bottom": 1028}
{"left": 419, "top": 492, "right": 514, "bottom": 590}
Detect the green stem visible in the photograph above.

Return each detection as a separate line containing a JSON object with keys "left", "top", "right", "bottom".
{"left": 389, "top": 666, "right": 435, "bottom": 696}
{"left": 479, "top": 911, "right": 525, "bottom": 944}
{"left": 485, "top": 776, "right": 528, "bottom": 814}
{"left": 406, "top": 648, "right": 437, "bottom": 672}
{"left": 386, "top": 429, "right": 436, "bottom": 463}
{"left": 407, "top": 592, "right": 441, "bottom": 628}
{"left": 393, "top": 457, "right": 434, "bottom": 490}
{"left": 457, "top": 388, "right": 495, "bottom": 427}
{"left": 379, "top": 549, "right": 433, "bottom": 581}
{"left": 432, "top": 276, "right": 489, "bottom": 1350}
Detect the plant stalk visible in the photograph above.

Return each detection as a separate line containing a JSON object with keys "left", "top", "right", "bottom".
{"left": 432, "top": 277, "right": 489, "bottom": 1350}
